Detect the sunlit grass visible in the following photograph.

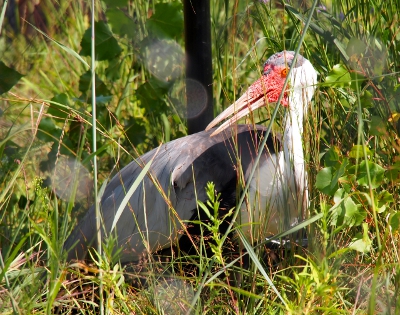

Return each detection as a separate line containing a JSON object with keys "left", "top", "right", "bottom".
{"left": 1, "top": 0, "right": 399, "bottom": 313}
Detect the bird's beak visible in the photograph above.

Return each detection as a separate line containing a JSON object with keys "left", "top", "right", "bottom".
{"left": 206, "top": 68, "right": 290, "bottom": 136}
{"left": 205, "top": 86, "right": 268, "bottom": 137}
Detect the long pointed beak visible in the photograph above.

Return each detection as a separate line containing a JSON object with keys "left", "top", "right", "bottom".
{"left": 206, "top": 62, "right": 290, "bottom": 137}
{"left": 206, "top": 91, "right": 268, "bottom": 136}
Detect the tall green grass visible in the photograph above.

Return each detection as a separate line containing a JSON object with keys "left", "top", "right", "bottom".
{"left": 0, "top": 0, "right": 399, "bottom": 314}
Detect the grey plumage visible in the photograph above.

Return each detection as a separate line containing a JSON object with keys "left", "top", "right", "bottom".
{"left": 65, "top": 51, "right": 317, "bottom": 264}
{"left": 65, "top": 125, "right": 278, "bottom": 263}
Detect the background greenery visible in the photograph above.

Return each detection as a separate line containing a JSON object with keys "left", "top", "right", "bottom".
{"left": 0, "top": 0, "right": 399, "bottom": 313}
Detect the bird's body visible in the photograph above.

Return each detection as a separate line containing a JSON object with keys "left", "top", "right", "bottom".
{"left": 65, "top": 51, "right": 317, "bottom": 263}
{"left": 65, "top": 125, "right": 279, "bottom": 262}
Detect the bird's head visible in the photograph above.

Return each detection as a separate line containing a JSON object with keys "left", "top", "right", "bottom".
{"left": 206, "top": 50, "right": 317, "bottom": 136}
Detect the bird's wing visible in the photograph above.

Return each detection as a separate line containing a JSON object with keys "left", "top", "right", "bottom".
{"left": 64, "top": 125, "right": 275, "bottom": 263}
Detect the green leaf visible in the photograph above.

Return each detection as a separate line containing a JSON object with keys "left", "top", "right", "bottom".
{"left": 78, "top": 70, "right": 111, "bottom": 102}
{"left": 357, "top": 161, "right": 385, "bottom": 189}
{"left": 236, "top": 229, "right": 287, "bottom": 307}
{"left": 197, "top": 200, "right": 212, "bottom": 220}
{"left": 136, "top": 78, "right": 170, "bottom": 113}
{"left": 348, "top": 234, "right": 370, "bottom": 253}
{"left": 349, "top": 145, "right": 372, "bottom": 159}
{"left": 389, "top": 212, "right": 400, "bottom": 231}
{"left": 369, "top": 115, "right": 386, "bottom": 136}
{"left": 343, "top": 198, "right": 365, "bottom": 227}
{"left": 386, "top": 160, "right": 400, "bottom": 182}
{"left": 350, "top": 71, "right": 366, "bottom": 90}
{"left": 349, "top": 223, "right": 371, "bottom": 253}
{"left": 102, "top": 0, "right": 128, "bottom": 9}
{"left": 332, "top": 189, "right": 365, "bottom": 228}
{"left": 146, "top": 2, "right": 183, "bottom": 39}
{"left": 359, "top": 90, "right": 373, "bottom": 108}
{"left": 335, "top": 87, "right": 356, "bottom": 109}
{"left": 338, "top": 174, "right": 356, "bottom": 193}
{"left": 330, "top": 158, "right": 349, "bottom": 191}
{"left": 124, "top": 117, "right": 148, "bottom": 147}
{"left": 375, "top": 190, "right": 394, "bottom": 213}
{"left": 80, "top": 21, "right": 122, "bottom": 61}
{"left": 105, "top": 59, "right": 121, "bottom": 81}
{"left": 37, "top": 117, "right": 60, "bottom": 142}
{"left": 106, "top": 8, "right": 136, "bottom": 38}
{"left": 325, "top": 64, "right": 351, "bottom": 87}
{"left": 323, "top": 146, "right": 340, "bottom": 168}
{"left": 316, "top": 167, "right": 337, "bottom": 196}
{"left": 0, "top": 62, "right": 24, "bottom": 94}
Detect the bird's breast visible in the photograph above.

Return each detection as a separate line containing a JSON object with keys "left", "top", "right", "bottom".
{"left": 238, "top": 151, "right": 300, "bottom": 240}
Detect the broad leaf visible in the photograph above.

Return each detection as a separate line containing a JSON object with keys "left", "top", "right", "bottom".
{"left": 332, "top": 189, "right": 365, "bottom": 228}
{"left": 349, "top": 224, "right": 371, "bottom": 253}
{"left": 325, "top": 64, "right": 351, "bottom": 87}
{"left": 350, "top": 71, "right": 366, "bottom": 90}
{"left": 390, "top": 212, "right": 400, "bottom": 231}
{"left": 78, "top": 70, "right": 111, "bottom": 103}
{"left": 348, "top": 234, "right": 371, "bottom": 253}
{"left": 136, "top": 78, "right": 170, "bottom": 113}
{"left": 37, "top": 117, "right": 61, "bottom": 142}
{"left": 80, "top": 21, "right": 122, "bottom": 61}
{"left": 316, "top": 167, "right": 338, "bottom": 196}
{"left": 146, "top": 2, "right": 183, "bottom": 39}
{"left": 102, "top": 0, "right": 127, "bottom": 9}
{"left": 386, "top": 160, "right": 400, "bottom": 182}
{"left": 359, "top": 90, "right": 373, "bottom": 108}
{"left": 338, "top": 174, "right": 355, "bottom": 193}
{"left": 0, "top": 62, "right": 24, "bottom": 94}
{"left": 349, "top": 145, "right": 372, "bottom": 159}
{"left": 106, "top": 8, "right": 136, "bottom": 38}
{"left": 376, "top": 190, "right": 394, "bottom": 213}
{"left": 330, "top": 158, "right": 348, "bottom": 191}
{"left": 369, "top": 115, "right": 386, "bottom": 136}
{"left": 323, "top": 146, "right": 340, "bottom": 168}
{"left": 357, "top": 160, "right": 385, "bottom": 189}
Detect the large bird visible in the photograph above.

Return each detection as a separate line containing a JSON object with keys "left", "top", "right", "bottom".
{"left": 64, "top": 51, "right": 317, "bottom": 263}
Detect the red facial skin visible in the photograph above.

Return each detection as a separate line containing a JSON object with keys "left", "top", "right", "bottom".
{"left": 205, "top": 57, "right": 292, "bottom": 135}
{"left": 246, "top": 64, "right": 289, "bottom": 107}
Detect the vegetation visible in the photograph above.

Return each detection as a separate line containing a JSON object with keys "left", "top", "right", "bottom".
{"left": 1, "top": 0, "right": 399, "bottom": 313}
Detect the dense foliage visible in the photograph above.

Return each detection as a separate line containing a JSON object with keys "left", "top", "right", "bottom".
{"left": 0, "top": 0, "right": 399, "bottom": 313}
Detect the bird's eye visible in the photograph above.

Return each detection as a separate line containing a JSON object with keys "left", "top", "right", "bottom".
{"left": 281, "top": 68, "right": 289, "bottom": 77}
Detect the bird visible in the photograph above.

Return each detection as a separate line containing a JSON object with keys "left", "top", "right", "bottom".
{"left": 206, "top": 50, "right": 317, "bottom": 242}
{"left": 64, "top": 51, "right": 317, "bottom": 264}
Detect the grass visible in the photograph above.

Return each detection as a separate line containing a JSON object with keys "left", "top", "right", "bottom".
{"left": 1, "top": 0, "right": 400, "bottom": 314}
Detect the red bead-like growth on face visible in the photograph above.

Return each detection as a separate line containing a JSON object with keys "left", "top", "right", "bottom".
{"left": 246, "top": 64, "right": 289, "bottom": 106}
